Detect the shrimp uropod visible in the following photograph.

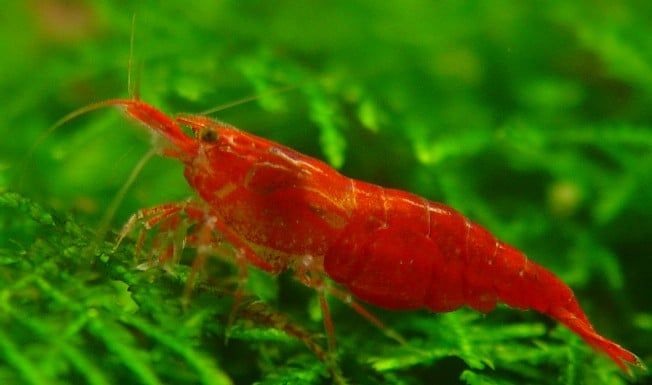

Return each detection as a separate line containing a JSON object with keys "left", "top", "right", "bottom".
{"left": 60, "top": 97, "right": 643, "bottom": 375}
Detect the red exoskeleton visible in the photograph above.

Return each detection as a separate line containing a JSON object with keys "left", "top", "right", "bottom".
{"left": 58, "top": 97, "right": 643, "bottom": 375}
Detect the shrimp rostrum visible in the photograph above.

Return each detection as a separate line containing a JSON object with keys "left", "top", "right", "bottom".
{"left": 70, "top": 98, "right": 643, "bottom": 373}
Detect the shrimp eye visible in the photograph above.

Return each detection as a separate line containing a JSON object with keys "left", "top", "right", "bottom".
{"left": 199, "top": 127, "right": 218, "bottom": 143}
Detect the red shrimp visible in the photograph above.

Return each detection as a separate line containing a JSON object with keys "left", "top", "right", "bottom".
{"left": 65, "top": 98, "right": 643, "bottom": 373}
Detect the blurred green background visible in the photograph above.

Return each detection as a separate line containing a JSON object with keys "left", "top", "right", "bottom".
{"left": 1, "top": 1, "right": 651, "bottom": 384}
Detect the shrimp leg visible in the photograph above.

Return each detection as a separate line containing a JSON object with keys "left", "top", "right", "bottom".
{"left": 115, "top": 201, "right": 196, "bottom": 268}
{"left": 115, "top": 202, "right": 187, "bottom": 249}
{"left": 324, "top": 284, "right": 407, "bottom": 346}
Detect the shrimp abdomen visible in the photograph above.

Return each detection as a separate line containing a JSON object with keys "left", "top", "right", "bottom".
{"left": 325, "top": 182, "right": 642, "bottom": 371}
{"left": 461, "top": 218, "right": 641, "bottom": 371}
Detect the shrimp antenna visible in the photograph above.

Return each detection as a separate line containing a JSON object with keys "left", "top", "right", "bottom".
{"left": 17, "top": 99, "right": 133, "bottom": 189}
{"left": 199, "top": 82, "right": 302, "bottom": 116}
{"left": 91, "top": 146, "right": 157, "bottom": 252}
{"left": 127, "top": 13, "right": 141, "bottom": 100}
{"left": 35, "top": 99, "right": 134, "bottom": 148}
{"left": 18, "top": 15, "right": 143, "bottom": 189}
{"left": 93, "top": 13, "right": 149, "bottom": 247}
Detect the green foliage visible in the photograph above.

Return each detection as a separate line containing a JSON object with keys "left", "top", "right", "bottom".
{"left": 1, "top": 1, "right": 651, "bottom": 384}
{"left": 0, "top": 192, "right": 232, "bottom": 385}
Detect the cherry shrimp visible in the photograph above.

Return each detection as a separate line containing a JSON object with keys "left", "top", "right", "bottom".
{"left": 43, "top": 24, "right": 643, "bottom": 374}
{"left": 48, "top": 94, "right": 646, "bottom": 376}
